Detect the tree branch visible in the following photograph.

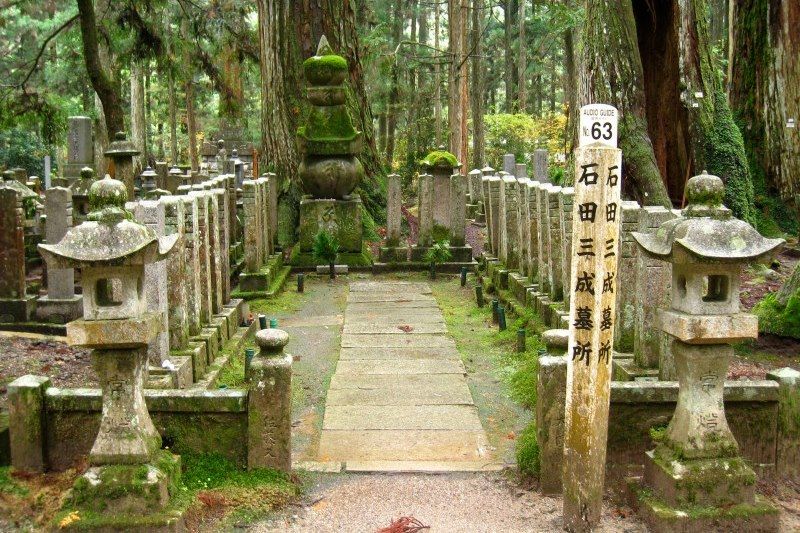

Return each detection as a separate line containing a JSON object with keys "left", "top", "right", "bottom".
{"left": 15, "top": 13, "right": 79, "bottom": 89}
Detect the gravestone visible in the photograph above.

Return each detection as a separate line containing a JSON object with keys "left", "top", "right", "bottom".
{"left": 532, "top": 148, "right": 549, "bottom": 184}
{"left": 498, "top": 176, "right": 520, "bottom": 270}
{"left": 449, "top": 173, "right": 468, "bottom": 247}
{"left": 379, "top": 173, "right": 409, "bottom": 262}
{"left": 61, "top": 116, "right": 94, "bottom": 187}
{"left": 36, "top": 187, "right": 82, "bottom": 323}
{"left": 526, "top": 179, "right": 541, "bottom": 281}
{"left": 104, "top": 131, "right": 140, "bottom": 199}
{"left": 502, "top": 153, "right": 516, "bottom": 175}
{"left": 0, "top": 189, "right": 34, "bottom": 322}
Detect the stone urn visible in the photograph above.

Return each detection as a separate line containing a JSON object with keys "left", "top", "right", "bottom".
{"left": 297, "top": 36, "right": 364, "bottom": 199}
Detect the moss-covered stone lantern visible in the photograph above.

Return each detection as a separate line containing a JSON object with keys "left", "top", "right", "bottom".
{"left": 38, "top": 175, "right": 183, "bottom": 528}
{"left": 68, "top": 166, "right": 95, "bottom": 223}
{"left": 104, "top": 131, "right": 140, "bottom": 199}
{"left": 631, "top": 172, "right": 783, "bottom": 531}
{"left": 293, "top": 36, "right": 368, "bottom": 265}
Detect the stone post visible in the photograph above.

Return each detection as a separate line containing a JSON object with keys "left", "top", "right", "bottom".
{"left": 212, "top": 184, "right": 231, "bottom": 303}
{"left": 37, "top": 187, "right": 82, "bottom": 323}
{"left": 386, "top": 173, "right": 402, "bottom": 246}
{"left": 613, "top": 201, "right": 641, "bottom": 354}
{"left": 562, "top": 143, "right": 623, "bottom": 531}
{"left": 536, "top": 330, "right": 569, "bottom": 495}
{"left": 502, "top": 153, "right": 516, "bottom": 174}
{"left": 190, "top": 190, "right": 212, "bottom": 325}
{"left": 546, "top": 185, "right": 564, "bottom": 301}
{"left": 449, "top": 174, "right": 467, "bottom": 246}
{"left": 206, "top": 189, "right": 223, "bottom": 314}
{"left": 162, "top": 196, "right": 189, "bottom": 350}
{"left": 633, "top": 206, "right": 678, "bottom": 377}
{"left": 247, "top": 328, "right": 292, "bottom": 472}
{"left": 417, "top": 173, "right": 434, "bottom": 247}
{"left": 767, "top": 367, "right": 800, "bottom": 479}
{"left": 533, "top": 148, "right": 549, "bottom": 184}
{"left": 487, "top": 176, "right": 502, "bottom": 256}
{"left": 559, "top": 187, "right": 575, "bottom": 308}
{"left": 242, "top": 180, "right": 260, "bottom": 273}
{"left": 180, "top": 195, "right": 201, "bottom": 337}
{"left": 526, "top": 180, "right": 540, "bottom": 282}
{"left": 499, "top": 176, "right": 519, "bottom": 269}
{"left": 227, "top": 174, "right": 238, "bottom": 249}
{"left": 536, "top": 184, "right": 552, "bottom": 295}
{"left": 155, "top": 161, "right": 168, "bottom": 191}
{"left": 0, "top": 188, "right": 34, "bottom": 322}
{"left": 468, "top": 168, "right": 483, "bottom": 205}
{"left": 132, "top": 201, "right": 170, "bottom": 365}
{"left": 514, "top": 163, "right": 527, "bottom": 180}
{"left": 267, "top": 172, "right": 278, "bottom": 248}
{"left": 260, "top": 177, "right": 272, "bottom": 259}
{"left": 7, "top": 375, "right": 50, "bottom": 472}
{"left": 517, "top": 178, "right": 531, "bottom": 276}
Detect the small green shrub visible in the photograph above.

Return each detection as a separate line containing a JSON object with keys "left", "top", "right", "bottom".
{"left": 754, "top": 292, "right": 800, "bottom": 339}
{"left": 516, "top": 422, "right": 540, "bottom": 477}
{"left": 313, "top": 229, "right": 339, "bottom": 278}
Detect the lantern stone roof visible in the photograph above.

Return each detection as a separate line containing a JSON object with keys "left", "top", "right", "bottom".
{"left": 39, "top": 175, "right": 176, "bottom": 269}
{"left": 104, "top": 131, "right": 140, "bottom": 158}
{"left": 1, "top": 171, "right": 40, "bottom": 201}
{"left": 633, "top": 172, "right": 783, "bottom": 262}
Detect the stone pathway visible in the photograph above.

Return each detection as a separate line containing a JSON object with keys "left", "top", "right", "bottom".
{"left": 316, "top": 281, "right": 499, "bottom": 472}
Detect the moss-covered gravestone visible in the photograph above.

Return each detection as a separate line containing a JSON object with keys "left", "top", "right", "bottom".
{"left": 39, "top": 176, "right": 186, "bottom": 530}
{"left": 420, "top": 149, "right": 459, "bottom": 228}
{"left": 631, "top": 173, "right": 783, "bottom": 532}
{"left": 294, "top": 36, "right": 368, "bottom": 266}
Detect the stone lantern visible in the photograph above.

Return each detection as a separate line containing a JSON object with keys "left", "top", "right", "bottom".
{"left": 38, "top": 175, "right": 181, "bottom": 526}
{"left": 69, "top": 166, "right": 95, "bottom": 223}
{"left": 104, "top": 131, "right": 140, "bottom": 199}
{"left": 140, "top": 166, "right": 158, "bottom": 197}
{"left": 632, "top": 172, "right": 783, "bottom": 531}
{"left": 166, "top": 165, "right": 183, "bottom": 192}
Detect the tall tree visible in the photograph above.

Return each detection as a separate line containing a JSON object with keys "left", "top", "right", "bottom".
{"left": 517, "top": 0, "right": 527, "bottom": 112}
{"left": 503, "top": 0, "right": 518, "bottom": 112}
{"left": 385, "top": 0, "right": 405, "bottom": 165}
{"left": 729, "top": 0, "right": 800, "bottom": 223}
{"left": 470, "top": 0, "right": 486, "bottom": 169}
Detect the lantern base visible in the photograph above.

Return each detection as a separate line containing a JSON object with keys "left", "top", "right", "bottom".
{"left": 632, "top": 450, "right": 779, "bottom": 532}
{"left": 0, "top": 295, "right": 36, "bottom": 323}
{"left": 35, "top": 295, "right": 83, "bottom": 324}
{"left": 62, "top": 451, "right": 185, "bottom": 530}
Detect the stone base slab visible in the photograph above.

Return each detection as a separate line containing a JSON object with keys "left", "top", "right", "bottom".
{"left": 410, "top": 245, "right": 473, "bottom": 263}
{"left": 613, "top": 358, "right": 660, "bottom": 382}
{"left": 316, "top": 264, "right": 349, "bottom": 275}
{"left": 67, "top": 313, "right": 161, "bottom": 349}
{"left": 632, "top": 479, "right": 778, "bottom": 533}
{"left": 35, "top": 295, "right": 83, "bottom": 324}
{"left": 657, "top": 309, "right": 758, "bottom": 344}
{"left": 298, "top": 196, "right": 363, "bottom": 253}
{"left": 148, "top": 356, "right": 194, "bottom": 389}
{"left": 238, "top": 268, "right": 271, "bottom": 292}
{"left": 378, "top": 246, "right": 409, "bottom": 263}
{"left": 0, "top": 296, "right": 36, "bottom": 323}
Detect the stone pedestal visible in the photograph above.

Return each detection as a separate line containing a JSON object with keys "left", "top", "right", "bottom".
{"left": 298, "top": 196, "right": 363, "bottom": 254}
{"left": 247, "top": 329, "right": 292, "bottom": 472}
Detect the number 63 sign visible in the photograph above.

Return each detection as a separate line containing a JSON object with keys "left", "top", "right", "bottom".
{"left": 579, "top": 104, "right": 618, "bottom": 149}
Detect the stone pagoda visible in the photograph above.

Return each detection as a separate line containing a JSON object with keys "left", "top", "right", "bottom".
{"left": 294, "top": 35, "right": 367, "bottom": 265}
{"left": 631, "top": 172, "right": 783, "bottom": 532}
{"left": 38, "top": 175, "right": 184, "bottom": 530}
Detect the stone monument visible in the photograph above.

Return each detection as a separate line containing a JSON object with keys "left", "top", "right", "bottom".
{"left": 39, "top": 175, "right": 183, "bottom": 529}
{"left": 294, "top": 36, "right": 367, "bottom": 265}
{"left": 631, "top": 172, "right": 783, "bottom": 532}
{"left": 104, "top": 131, "right": 140, "bottom": 199}
{"left": 420, "top": 149, "right": 459, "bottom": 228}
{"left": 60, "top": 116, "right": 94, "bottom": 187}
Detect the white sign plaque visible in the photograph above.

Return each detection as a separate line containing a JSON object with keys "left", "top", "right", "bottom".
{"left": 579, "top": 104, "right": 618, "bottom": 148}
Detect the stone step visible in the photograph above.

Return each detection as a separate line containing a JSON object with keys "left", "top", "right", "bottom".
{"left": 339, "top": 346, "right": 461, "bottom": 360}
{"left": 342, "top": 323, "right": 447, "bottom": 335}
{"left": 346, "top": 300, "right": 440, "bottom": 310}
{"left": 349, "top": 281, "right": 432, "bottom": 294}
{"left": 335, "top": 358, "right": 465, "bottom": 375}
{"left": 344, "top": 460, "right": 504, "bottom": 473}
{"left": 346, "top": 293, "right": 436, "bottom": 303}
{"left": 326, "top": 374, "right": 473, "bottom": 406}
{"left": 323, "top": 405, "right": 482, "bottom": 431}
{"left": 318, "top": 429, "right": 491, "bottom": 462}
{"left": 341, "top": 333, "right": 457, "bottom": 348}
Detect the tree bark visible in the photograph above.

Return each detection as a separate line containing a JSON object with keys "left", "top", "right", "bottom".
{"left": 76, "top": 0, "right": 124, "bottom": 135}
{"left": 130, "top": 60, "right": 146, "bottom": 174}
{"left": 470, "top": 0, "right": 486, "bottom": 169}
{"left": 729, "top": 0, "right": 800, "bottom": 220}
{"left": 168, "top": 67, "right": 178, "bottom": 165}
{"left": 434, "top": 0, "right": 443, "bottom": 146}
{"left": 517, "top": 0, "right": 527, "bottom": 112}
{"left": 503, "top": 0, "right": 518, "bottom": 112}
{"left": 385, "top": 0, "right": 404, "bottom": 166}
{"left": 578, "top": 0, "right": 671, "bottom": 206}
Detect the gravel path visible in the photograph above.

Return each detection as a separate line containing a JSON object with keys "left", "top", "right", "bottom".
{"left": 254, "top": 473, "right": 646, "bottom": 533}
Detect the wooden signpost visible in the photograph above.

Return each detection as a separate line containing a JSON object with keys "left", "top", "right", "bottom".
{"left": 562, "top": 104, "right": 622, "bottom": 532}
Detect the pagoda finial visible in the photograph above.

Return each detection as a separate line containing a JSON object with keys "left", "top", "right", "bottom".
{"left": 317, "top": 35, "right": 334, "bottom": 56}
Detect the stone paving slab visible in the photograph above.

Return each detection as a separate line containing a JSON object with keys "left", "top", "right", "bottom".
{"left": 346, "top": 300, "right": 440, "bottom": 310}
{"left": 323, "top": 405, "right": 482, "bottom": 430}
{"left": 342, "top": 323, "right": 448, "bottom": 335}
{"left": 343, "top": 460, "right": 505, "bottom": 473}
{"left": 346, "top": 293, "right": 436, "bottom": 303}
{"left": 326, "top": 375, "right": 473, "bottom": 406}
{"left": 341, "top": 333, "right": 457, "bottom": 348}
{"left": 344, "top": 311, "right": 446, "bottom": 323}
{"left": 335, "top": 359, "right": 465, "bottom": 375}
{"left": 318, "top": 430, "right": 490, "bottom": 462}
{"left": 339, "top": 346, "right": 461, "bottom": 360}
{"left": 281, "top": 315, "right": 343, "bottom": 327}
{"left": 348, "top": 281, "right": 432, "bottom": 294}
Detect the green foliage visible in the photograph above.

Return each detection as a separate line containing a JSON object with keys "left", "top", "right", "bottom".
{"left": 312, "top": 229, "right": 340, "bottom": 265}
{"left": 754, "top": 292, "right": 800, "bottom": 339}
{"left": 0, "top": 128, "right": 52, "bottom": 176}
{"left": 0, "top": 467, "right": 29, "bottom": 497}
{"left": 361, "top": 208, "right": 380, "bottom": 241}
{"left": 483, "top": 112, "right": 567, "bottom": 171}
{"left": 516, "top": 422, "right": 540, "bottom": 477}
{"left": 423, "top": 239, "right": 452, "bottom": 265}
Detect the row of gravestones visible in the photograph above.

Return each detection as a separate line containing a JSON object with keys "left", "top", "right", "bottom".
{"left": 478, "top": 160, "right": 680, "bottom": 381}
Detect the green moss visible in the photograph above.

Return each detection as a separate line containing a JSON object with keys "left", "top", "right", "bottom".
{"left": 753, "top": 292, "right": 800, "bottom": 339}
{"left": 289, "top": 245, "right": 373, "bottom": 267}
{"left": 420, "top": 150, "right": 458, "bottom": 169}
{"left": 0, "top": 467, "right": 28, "bottom": 497}
{"left": 299, "top": 106, "right": 357, "bottom": 141}
{"left": 516, "top": 422, "right": 540, "bottom": 477}
{"left": 649, "top": 424, "right": 668, "bottom": 443}
{"left": 303, "top": 54, "right": 348, "bottom": 82}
